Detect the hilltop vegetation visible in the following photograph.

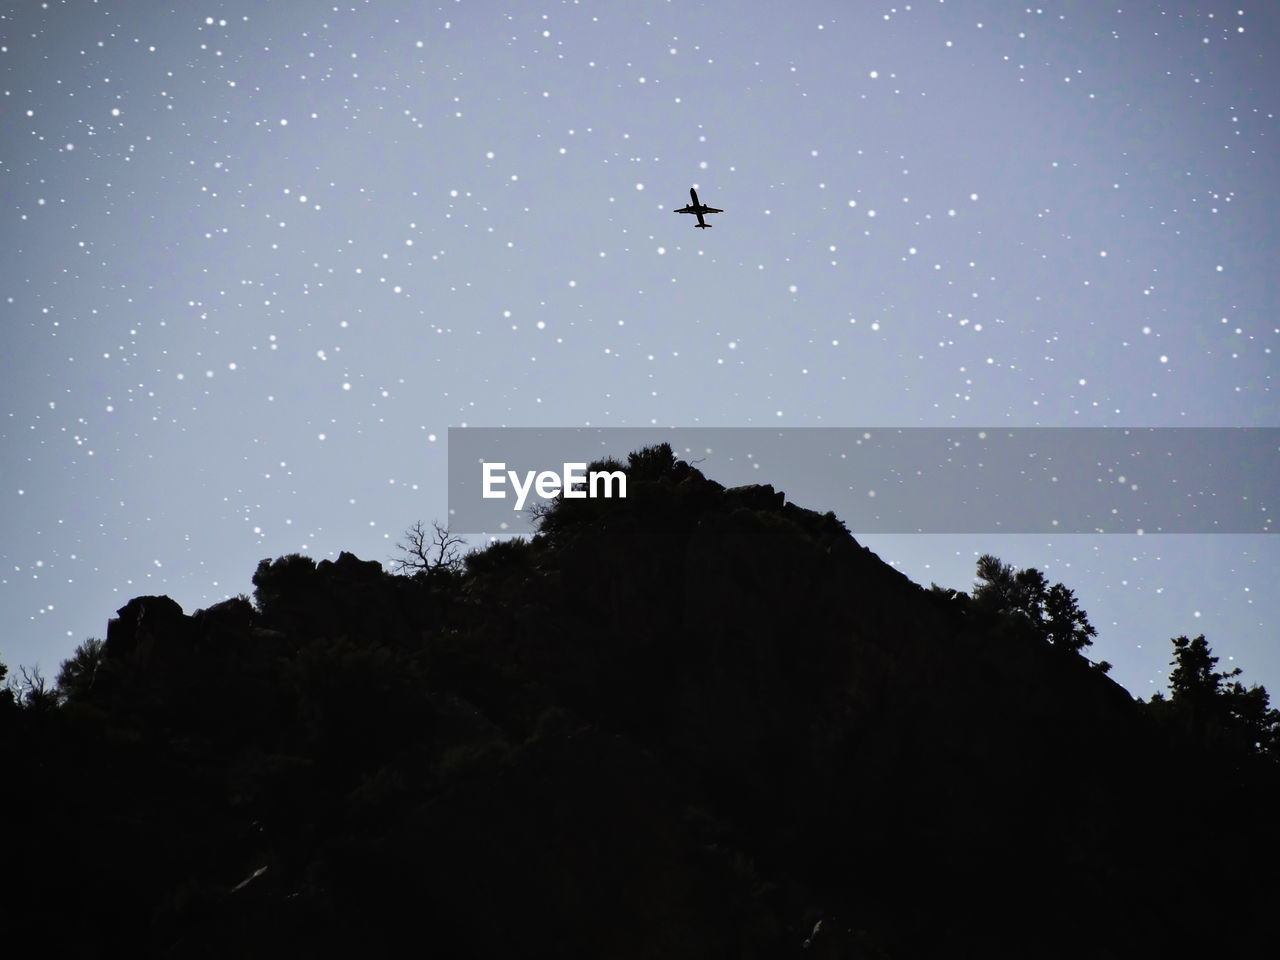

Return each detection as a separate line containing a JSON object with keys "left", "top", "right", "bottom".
{"left": 2, "top": 444, "right": 1276, "bottom": 958}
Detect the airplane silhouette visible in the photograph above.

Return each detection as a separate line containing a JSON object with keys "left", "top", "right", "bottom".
{"left": 673, "top": 187, "right": 723, "bottom": 228}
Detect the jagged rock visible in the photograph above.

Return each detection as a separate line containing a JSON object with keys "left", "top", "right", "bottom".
{"left": 192, "top": 595, "right": 254, "bottom": 634}
{"left": 724, "top": 483, "right": 786, "bottom": 512}
{"left": 104, "top": 594, "right": 187, "bottom": 666}
{"left": 318, "top": 550, "right": 384, "bottom": 581}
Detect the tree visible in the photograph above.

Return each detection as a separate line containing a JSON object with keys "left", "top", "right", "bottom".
{"left": 1013, "top": 567, "right": 1049, "bottom": 630}
{"left": 973, "top": 554, "right": 1019, "bottom": 611}
{"left": 972, "top": 554, "right": 1096, "bottom": 653}
{"left": 57, "top": 637, "right": 106, "bottom": 702}
{"left": 1221, "top": 679, "right": 1280, "bottom": 757}
{"left": 1042, "top": 582, "right": 1097, "bottom": 654}
{"left": 624, "top": 441, "right": 677, "bottom": 481}
{"left": 11, "top": 665, "right": 58, "bottom": 712}
{"left": 1167, "top": 635, "right": 1229, "bottom": 709}
{"left": 1161, "top": 634, "right": 1280, "bottom": 757}
{"left": 391, "top": 520, "right": 464, "bottom": 576}
{"left": 0, "top": 659, "right": 15, "bottom": 712}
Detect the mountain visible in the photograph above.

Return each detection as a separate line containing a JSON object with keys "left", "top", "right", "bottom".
{"left": 3, "top": 443, "right": 1276, "bottom": 958}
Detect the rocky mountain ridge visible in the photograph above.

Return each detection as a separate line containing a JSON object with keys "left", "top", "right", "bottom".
{"left": 3, "top": 443, "right": 1275, "bottom": 958}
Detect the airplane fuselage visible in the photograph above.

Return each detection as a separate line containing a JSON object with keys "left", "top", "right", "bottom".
{"left": 674, "top": 187, "right": 723, "bottom": 228}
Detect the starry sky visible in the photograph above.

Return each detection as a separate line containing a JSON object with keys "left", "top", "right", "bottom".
{"left": 3, "top": 1, "right": 1277, "bottom": 699}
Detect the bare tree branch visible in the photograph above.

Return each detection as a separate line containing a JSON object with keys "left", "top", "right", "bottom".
{"left": 14, "top": 664, "right": 58, "bottom": 711}
{"left": 525, "top": 498, "right": 556, "bottom": 528}
{"left": 391, "top": 520, "right": 465, "bottom": 576}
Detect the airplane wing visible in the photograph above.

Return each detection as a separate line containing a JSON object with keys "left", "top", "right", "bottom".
{"left": 702, "top": 207, "right": 723, "bottom": 214}
{"left": 674, "top": 205, "right": 696, "bottom": 214}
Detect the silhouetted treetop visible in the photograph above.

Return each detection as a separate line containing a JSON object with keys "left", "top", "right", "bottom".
{"left": 973, "top": 553, "right": 1096, "bottom": 653}
{"left": 0, "top": 658, "right": 15, "bottom": 713}
{"left": 1152, "top": 634, "right": 1280, "bottom": 758}
{"left": 391, "top": 519, "right": 464, "bottom": 578}
{"left": 55, "top": 636, "right": 105, "bottom": 703}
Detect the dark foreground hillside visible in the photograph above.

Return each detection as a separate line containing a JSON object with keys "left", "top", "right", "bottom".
{"left": 3, "top": 445, "right": 1276, "bottom": 958}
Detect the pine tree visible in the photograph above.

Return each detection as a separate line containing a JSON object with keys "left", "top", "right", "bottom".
{"left": 1167, "top": 635, "right": 1228, "bottom": 708}
{"left": 972, "top": 555, "right": 1095, "bottom": 653}
{"left": 1043, "top": 583, "right": 1097, "bottom": 653}
{"left": 1163, "top": 634, "right": 1280, "bottom": 757}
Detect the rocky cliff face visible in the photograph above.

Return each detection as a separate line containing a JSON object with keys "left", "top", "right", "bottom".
{"left": 4, "top": 445, "right": 1276, "bottom": 958}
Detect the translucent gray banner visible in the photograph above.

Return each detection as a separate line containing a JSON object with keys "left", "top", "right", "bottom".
{"left": 447, "top": 428, "right": 1278, "bottom": 535}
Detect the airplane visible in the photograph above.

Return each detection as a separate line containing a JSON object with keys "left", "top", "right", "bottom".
{"left": 673, "top": 187, "right": 723, "bottom": 228}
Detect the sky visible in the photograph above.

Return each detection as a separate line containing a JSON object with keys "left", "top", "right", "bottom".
{"left": 2, "top": 1, "right": 1277, "bottom": 700}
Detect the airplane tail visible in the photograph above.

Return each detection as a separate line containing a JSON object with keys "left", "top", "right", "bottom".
{"left": 695, "top": 223, "right": 712, "bottom": 228}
